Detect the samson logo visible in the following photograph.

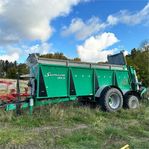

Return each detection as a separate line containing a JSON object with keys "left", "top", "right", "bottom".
{"left": 45, "top": 72, "right": 66, "bottom": 80}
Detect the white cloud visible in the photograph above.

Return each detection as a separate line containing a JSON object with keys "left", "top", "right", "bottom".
{"left": 0, "top": 53, "right": 19, "bottom": 62}
{"left": 0, "top": 0, "right": 89, "bottom": 62}
{"left": 62, "top": 2, "right": 149, "bottom": 40}
{"left": 0, "top": 0, "right": 87, "bottom": 44}
{"left": 77, "top": 32, "right": 119, "bottom": 62}
{"left": 107, "top": 2, "right": 149, "bottom": 25}
{"left": 62, "top": 17, "right": 107, "bottom": 40}
{"left": 0, "top": 42, "right": 53, "bottom": 62}
{"left": 25, "top": 42, "right": 53, "bottom": 55}
{"left": 107, "top": 15, "right": 118, "bottom": 25}
{"left": 0, "top": 46, "right": 21, "bottom": 62}
{"left": 123, "top": 50, "right": 128, "bottom": 56}
{"left": 0, "top": 0, "right": 4, "bottom": 14}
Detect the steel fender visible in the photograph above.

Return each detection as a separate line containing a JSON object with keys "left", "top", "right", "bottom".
{"left": 95, "top": 86, "right": 110, "bottom": 98}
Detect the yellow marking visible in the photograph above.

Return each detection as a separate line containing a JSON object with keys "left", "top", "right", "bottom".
{"left": 120, "top": 144, "right": 129, "bottom": 149}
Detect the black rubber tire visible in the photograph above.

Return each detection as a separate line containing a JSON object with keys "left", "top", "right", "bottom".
{"left": 124, "top": 95, "right": 139, "bottom": 109}
{"left": 100, "top": 88, "right": 123, "bottom": 112}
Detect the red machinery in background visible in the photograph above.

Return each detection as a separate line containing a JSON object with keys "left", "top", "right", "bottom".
{"left": 0, "top": 80, "right": 30, "bottom": 104}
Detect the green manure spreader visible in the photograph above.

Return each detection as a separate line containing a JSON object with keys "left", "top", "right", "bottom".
{"left": 4, "top": 52, "right": 146, "bottom": 113}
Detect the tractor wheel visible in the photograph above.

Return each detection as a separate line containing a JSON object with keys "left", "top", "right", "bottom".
{"left": 100, "top": 88, "right": 123, "bottom": 112}
{"left": 124, "top": 95, "right": 139, "bottom": 109}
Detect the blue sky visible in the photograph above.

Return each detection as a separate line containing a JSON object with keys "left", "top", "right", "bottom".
{"left": 0, "top": 0, "right": 149, "bottom": 63}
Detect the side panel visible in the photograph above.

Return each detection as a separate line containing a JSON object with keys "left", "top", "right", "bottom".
{"left": 115, "top": 71, "right": 131, "bottom": 91}
{"left": 95, "top": 69, "right": 132, "bottom": 97}
{"left": 71, "top": 68, "right": 93, "bottom": 96}
{"left": 36, "top": 64, "right": 132, "bottom": 99}
{"left": 38, "top": 65, "right": 68, "bottom": 98}
{"left": 96, "top": 69, "right": 114, "bottom": 87}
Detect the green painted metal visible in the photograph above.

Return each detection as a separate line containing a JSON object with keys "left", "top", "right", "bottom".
{"left": 115, "top": 70, "right": 131, "bottom": 91}
{"left": 6, "top": 102, "right": 29, "bottom": 111}
{"left": 127, "top": 66, "right": 138, "bottom": 90}
{"left": 71, "top": 68, "right": 93, "bottom": 96}
{"left": 5, "top": 56, "right": 144, "bottom": 113}
{"left": 5, "top": 97, "right": 76, "bottom": 111}
{"left": 38, "top": 65, "right": 68, "bottom": 98}
{"left": 140, "top": 87, "right": 147, "bottom": 97}
{"left": 35, "top": 63, "right": 138, "bottom": 100}
{"left": 96, "top": 69, "right": 113, "bottom": 87}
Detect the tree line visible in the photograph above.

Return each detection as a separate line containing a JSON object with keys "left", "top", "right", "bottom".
{"left": 0, "top": 60, "right": 29, "bottom": 79}
{"left": 40, "top": 52, "right": 81, "bottom": 61}
{"left": 126, "top": 43, "right": 149, "bottom": 87}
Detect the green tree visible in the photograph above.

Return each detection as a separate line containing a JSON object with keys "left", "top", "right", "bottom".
{"left": 18, "top": 63, "right": 29, "bottom": 75}
{"left": 40, "top": 52, "right": 67, "bottom": 60}
{"left": 73, "top": 57, "right": 81, "bottom": 62}
{"left": 126, "top": 43, "right": 149, "bottom": 87}
{"left": 6, "top": 67, "right": 17, "bottom": 79}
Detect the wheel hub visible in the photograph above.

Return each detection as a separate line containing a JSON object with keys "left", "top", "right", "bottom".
{"left": 108, "top": 93, "right": 120, "bottom": 109}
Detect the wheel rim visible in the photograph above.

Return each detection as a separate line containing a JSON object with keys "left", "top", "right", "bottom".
{"left": 130, "top": 98, "right": 138, "bottom": 109}
{"left": 108, "top": 93, "right": 120, "bottom": 109}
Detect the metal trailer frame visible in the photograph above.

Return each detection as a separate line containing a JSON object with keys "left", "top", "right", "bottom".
{"left": 3, "top": 54, "right": 147, "bottom": 114}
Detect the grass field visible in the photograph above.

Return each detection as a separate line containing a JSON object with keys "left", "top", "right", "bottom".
{"left": 0, "top": 100, "right": 149, "bottom": 149}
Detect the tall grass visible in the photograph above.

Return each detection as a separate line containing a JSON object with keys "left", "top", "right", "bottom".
{"left": 0, "top": 101, "right": 148, "bottom": 149}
